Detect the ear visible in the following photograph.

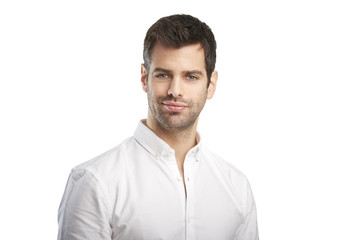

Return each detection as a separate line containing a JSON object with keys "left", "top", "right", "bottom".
{"left": 141, "top": 64, "right": 148, "bottom": 93}
{"left": 207, "top": 70, "right": 218, "bottom": 99}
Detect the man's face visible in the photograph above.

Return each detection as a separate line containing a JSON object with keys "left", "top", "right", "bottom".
{"left": 141, "top": 43, "right": 217, "bottom": 131}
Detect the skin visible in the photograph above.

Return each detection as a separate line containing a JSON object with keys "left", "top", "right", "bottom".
{"left": 141, "top": 43, "right": 218, "bottom": 196}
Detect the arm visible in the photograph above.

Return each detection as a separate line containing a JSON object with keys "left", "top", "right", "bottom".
{"left": 235, "top": 179, "right": 259, "bottom": 240}
{"left": 58, "top": 169, "right": 112, "bottom": 240}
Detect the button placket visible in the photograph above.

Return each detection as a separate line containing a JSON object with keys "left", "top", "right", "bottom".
{"left": 184, "top": 155, "right": 196, "bottom": 240}
{"left": 177, "top": 176, "right": 182, "bottom": 182}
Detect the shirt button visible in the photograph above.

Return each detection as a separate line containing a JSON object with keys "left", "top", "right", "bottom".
{"left": 177, "top": 176, "right": 182, "bottom": 182}
{"left": 155, "top": 153, "right": 160, "bottom": 159}
{"left": 187, "top": 218, "right": 191, "bottom": 223}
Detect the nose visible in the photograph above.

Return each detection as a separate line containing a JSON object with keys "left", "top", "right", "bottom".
{"left": 167, "top": 76, "right": 183, "bottom": 98}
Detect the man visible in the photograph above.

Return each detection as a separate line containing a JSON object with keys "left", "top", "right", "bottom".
{"left": 58, "top": 14, "right": 259, "bottom": 240}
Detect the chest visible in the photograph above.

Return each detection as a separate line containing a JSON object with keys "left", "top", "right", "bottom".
{"left": 110, "top": 158, "right": 243, "bottom": 240}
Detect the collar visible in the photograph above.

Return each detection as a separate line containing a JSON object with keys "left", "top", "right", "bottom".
{"left": 133, "top": 120, "right": 201, "bottom": 162}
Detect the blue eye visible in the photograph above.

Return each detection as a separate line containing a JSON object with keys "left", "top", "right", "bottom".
{"left": 187, "top": 75, "right": 198, "bottom": 80}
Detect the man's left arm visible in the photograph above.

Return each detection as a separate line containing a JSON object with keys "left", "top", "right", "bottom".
{"left": 235, "top": 178, "right": 259, "bottom": 240}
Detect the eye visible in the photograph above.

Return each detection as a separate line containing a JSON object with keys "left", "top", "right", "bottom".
{"left": 155, "top": 73, "right": 168, "bottom": 79}
{"left": 187, "top": 75, "right": 198, "bottom": 80}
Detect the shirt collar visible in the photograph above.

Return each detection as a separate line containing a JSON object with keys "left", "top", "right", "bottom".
{"left": 133, "top": 120, "right": 201, "bottom": 162}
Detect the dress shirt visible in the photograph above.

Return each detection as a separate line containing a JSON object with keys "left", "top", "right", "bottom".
{"left": 58, "top": 120, "right": 259, "bottom": 240}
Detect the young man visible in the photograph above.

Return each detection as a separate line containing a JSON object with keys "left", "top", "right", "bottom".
{"left": 58, "top": 14, "right": 259, "bottom": 240}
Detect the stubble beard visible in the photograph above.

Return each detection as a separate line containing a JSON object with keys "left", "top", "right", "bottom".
{"left": 147, "top": 92, "right": 207, "bottom": 132}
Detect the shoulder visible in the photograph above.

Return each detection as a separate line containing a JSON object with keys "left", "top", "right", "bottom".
{"left": 70, "top": 137, "right": 137, "bottom": 185}
{"left": 202, "top": 146, "right": 249, "bottom": 184}
{"left": 201, "top": 146, "right": 255, "bottom": 210}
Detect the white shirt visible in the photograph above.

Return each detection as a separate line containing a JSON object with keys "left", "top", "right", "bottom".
{"left": 58, "top": 121, "right": 259, "bottom": 240}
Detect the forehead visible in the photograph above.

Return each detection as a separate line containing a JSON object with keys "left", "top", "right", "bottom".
{"left": 150, "top": 43, "right": 206, "bottom": 71}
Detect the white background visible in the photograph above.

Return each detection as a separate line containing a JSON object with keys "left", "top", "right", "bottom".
{"left": 1, "top": 0, "right": 359, "bottom": 239}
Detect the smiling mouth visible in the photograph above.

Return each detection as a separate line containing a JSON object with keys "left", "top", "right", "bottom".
{"left": 162, "top": 101, "right": 188, "bottom": 112}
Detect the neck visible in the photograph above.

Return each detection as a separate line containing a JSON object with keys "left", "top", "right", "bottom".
{"left": 144, "top": 116, "right": 198, "bottom": 165}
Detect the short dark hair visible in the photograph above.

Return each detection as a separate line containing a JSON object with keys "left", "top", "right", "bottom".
{"left": 143, "top": 14, "right": 217, "bottom": 86}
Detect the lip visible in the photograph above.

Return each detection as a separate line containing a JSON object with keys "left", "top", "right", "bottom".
{"left": 162, "top": 101, "right": 188, "bottom": 112}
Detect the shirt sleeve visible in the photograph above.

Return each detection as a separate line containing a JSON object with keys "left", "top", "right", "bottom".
{"left": 58, "top": 169, "right": 112, "bottom": 240}
{"left": 234, "top": 178, "right": 259, "bottom": 240}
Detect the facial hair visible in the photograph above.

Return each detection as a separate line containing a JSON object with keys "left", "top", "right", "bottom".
{"left": 147, "top": 90, "right": 207, "bottom": 131}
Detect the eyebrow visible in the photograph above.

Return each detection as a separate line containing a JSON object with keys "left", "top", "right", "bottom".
{"left": 153, "top": 67, "right": 204, "bottom": 76}
{"left": 185, "top": 70, "right": 204, "bottom": 76}
{"left": 153, "top": 67, "right": 172, "bottom": 74}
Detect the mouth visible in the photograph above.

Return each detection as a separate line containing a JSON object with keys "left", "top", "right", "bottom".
{"left": 162, "top": 101, "right": 188, "bottom": 112}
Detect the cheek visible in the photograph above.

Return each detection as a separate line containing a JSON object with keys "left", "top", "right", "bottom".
{"left": 190, "top": 86, "right": 208, "bottom": 99}
{"left": 150, "top": 82, "right": 170, "bottom": 96}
